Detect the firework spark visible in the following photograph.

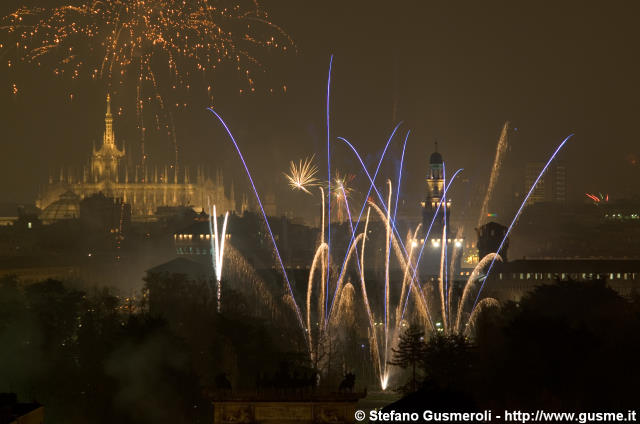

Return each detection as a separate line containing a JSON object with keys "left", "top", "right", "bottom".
{"left": 284, "top": 155, "right": 319, "bottom": 194}
{"left": 332, "top": 170, "right": 355, "bottom": 198}
{"left": 2, "top": 0, "right": 292, "bottom": 90}
{"left": 586, "top": 192, "right": 608, "bottom": 203}
{"left": 2, "top": 0, "right": 293, "bottom": 161}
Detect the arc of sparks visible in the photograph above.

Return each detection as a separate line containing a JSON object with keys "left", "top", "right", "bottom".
{"left": 326, "top": 122, "right": 403, "bottom": 327}
{"left": 324, "top": 54, "right": 334, "bottom": 325}
{"left": 469, "top": 134, "right": 574, "bottom": 316}
{"left": 207, "top": 108, "right": 307, "bottom": 339}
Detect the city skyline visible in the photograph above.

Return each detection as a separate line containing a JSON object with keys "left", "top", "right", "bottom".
{"left": 1, "top": 0, "right": 639, "bottom": 216}
{"left": 2, "top": 2, "right": 640, "bottom": 421}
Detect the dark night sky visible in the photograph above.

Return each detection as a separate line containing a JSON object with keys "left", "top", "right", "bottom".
{"left": 1, "top": 0, "right": 639, "bottom": 220}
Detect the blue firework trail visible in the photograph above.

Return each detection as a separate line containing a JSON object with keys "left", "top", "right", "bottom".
{"left": 207, "top": 108, "right": 307, "bottom": 337}
{"left": 469, "top": 134, "right": 574, "bottom": 314}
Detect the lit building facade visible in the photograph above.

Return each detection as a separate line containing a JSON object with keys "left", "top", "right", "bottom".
{"left": 484, "top": 259, "right": 640, "bottom": 302}
{"left": 418, "top": 143, "right": 463, "bottom": 276}
{"left": 37, "top": 95, "right": 237, "bottom": 220}
{"left": 525, "top": 161, "right": 566, "bottom": 205}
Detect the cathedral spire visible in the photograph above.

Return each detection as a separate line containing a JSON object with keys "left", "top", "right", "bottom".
{"left": 104, "top": 93, "right": 115, "bottom": 147}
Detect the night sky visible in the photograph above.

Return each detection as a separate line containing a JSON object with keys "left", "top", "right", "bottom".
{"left": 1, "top": 0, "right": 639, "bottom": 219}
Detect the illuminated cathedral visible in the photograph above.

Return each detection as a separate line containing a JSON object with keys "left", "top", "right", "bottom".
{"left": 37, "top": 95, "right": 242, "bottom": 220}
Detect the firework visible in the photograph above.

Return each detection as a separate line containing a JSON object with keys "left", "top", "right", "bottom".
{"left": 209, "top": 205, "right": 229, "bottom": 314}
{"left": 331, "top": 170, "right": 354, "bottom": 198}
{"left": 2, "top": 0, "right": 292, "bottom": 89}
{"left": 2, "top": 0, "right": 293, "bottom": 163}
{"left": 478, "top": 121, "right": 510, "bottom": 226}
{"left": 586, "top": 192, "right": 609, "bottom": 203}
{"left": 284, "top": 155, "right": 319, "bottom": 194}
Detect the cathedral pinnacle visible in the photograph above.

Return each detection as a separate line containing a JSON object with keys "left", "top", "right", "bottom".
{"left": 104, "top": 93, "right": 115, "bottom": 147}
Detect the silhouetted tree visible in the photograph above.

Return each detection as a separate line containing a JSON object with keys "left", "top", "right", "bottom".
{"left": 421, "top": 333, "right": 474, "bottom": 392}
{"left": 389, "top": 325, "right": 426, "bottom": 393}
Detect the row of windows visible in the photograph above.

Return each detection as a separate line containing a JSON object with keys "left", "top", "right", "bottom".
{"left": 497, "top": 272, "right": 638, "bottom": 281}
{"left": 604, "top": 213, "right": 640, "bottom": 220}
{"left": 174, "top": 233, "right": 232, "bottom": 240}
{"left": 176, "top": 247, "right": 213, "bottom": 255}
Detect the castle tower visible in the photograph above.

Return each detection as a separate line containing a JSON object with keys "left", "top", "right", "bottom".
{"left": 422, "top": 142, "right": 449, "bottom": 238}
{"left": 418, "top": 142, "right": 463, "bottom": 279}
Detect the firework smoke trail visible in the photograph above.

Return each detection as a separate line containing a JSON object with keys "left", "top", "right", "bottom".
{"left": 320, "top": 187, "right": 325, "bottom": 245}
{"left": 447, "top": 227, "right": 464, "bottom": 326}
{"left": 339, "top": 135, "right": 456, "bottom": 285}
{"left": 326, "top": 123, "right": 403, "bottom": 327}
{"left": 336, "top": 137, "right": 414, "bottom": 269}
{"left": 337, "top": 135, "right": 436, "bottom": 327}
{"left": 478, "top": 121, "right": 510, "bottom": 227}
{"left": 438, "top": 220, "right": 447, "bottom": 332}
{"left": 367, "top": 201, "right": 434, "bottom": 335}
{"left": 338, "top": 136, "right": 445, "bottom": 298}
{"left": 329, "top": 233, "right": 365, "bottom": 323}
{"left": 384, "top": 180, "right": 392, "bottom": 380}
{"left": 399, "top": 168, "right": 463, "bottom": 324}
{"left": 207, "top": 108, "right": 306, "bottom": 337}
{"left": 465, "top": 298, "right": 500, "bottom": 336}
{"left": 306, "top": 242, "right": 328, "bottom": 352}
{"left": 341, "top": 183, "right": 362, "bottom": 277}
{"left": 454, "top": 253, "right": 502, "bottom": 333}
{"left": 403, "top": 169, "right": 463, "bottom": 313}
{"left": 209, "top": 205, "right": 229, "bottom": 313}
{"left": 330, "top": 184, "right": 365, "bottom": 304}
{"left": 396, "top": 224, "right": 422, "bottom": 327}
{"left": 368, "top": 202, "right": 411, "bottom": 284}
{"left": 329, "top": 282, "right": 356, "bottom": 328}
{"left": 393, "top": 130, "right": 410, "bottom": 224}
{"left": 469, "top": 134, "right": 574, "bottom": 318}
{"left": 442, "top": 162, "right": 450, "bottom": 331}
{"left": 359, "top": 208, "right": 386, "bottom": 388}
{"left": 325, "top": 55, "right": 333, "bottom": 325}
{"left": 319, "top": 187, "right": 327, "bottom": 326}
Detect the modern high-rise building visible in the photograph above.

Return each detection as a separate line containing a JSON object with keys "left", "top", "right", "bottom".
{"left": 525, "top": 161, "right": 566, "bottom": 205}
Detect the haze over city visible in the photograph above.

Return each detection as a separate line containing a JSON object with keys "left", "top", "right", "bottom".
{"left": 1, "top": 1, "right": 639, "bottom": 423}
